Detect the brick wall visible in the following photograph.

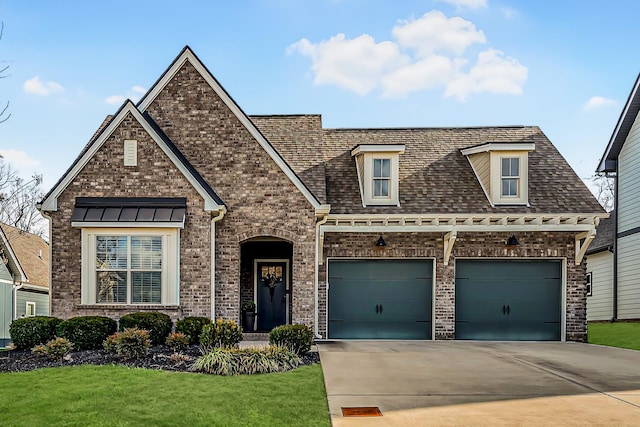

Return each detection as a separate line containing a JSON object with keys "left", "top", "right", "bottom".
{"left": 321, "top": 231, "right": 587, "bottom": 341}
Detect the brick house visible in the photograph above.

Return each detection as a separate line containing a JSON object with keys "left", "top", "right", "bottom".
{"left": 39, "top": 47, "right": 606, "bottom": 341}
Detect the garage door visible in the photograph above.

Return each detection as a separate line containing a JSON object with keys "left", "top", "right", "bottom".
{"left": 328, "top": 259, "right": 432, "bottom": 339}
{"left": 455, "top": 260, "right": 562, "bottom": 340}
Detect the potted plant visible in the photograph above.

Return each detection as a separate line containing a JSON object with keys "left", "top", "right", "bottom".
{"left": 242, "top": 300, "right": 256, "bottom": 332}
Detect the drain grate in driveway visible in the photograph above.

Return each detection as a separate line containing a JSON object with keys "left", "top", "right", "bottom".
{"left": 341, "top": 407, "right": 382, "bottom": 417}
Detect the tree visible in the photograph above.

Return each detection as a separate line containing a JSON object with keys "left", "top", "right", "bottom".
{"left": 0, "top": 159, "right": 45, "bottom": 236}
{"left": 0, "top": 22, "right": 9, "bottom": 124}
{"left": 590, "top": 173, "right": 615, "bottom": 212}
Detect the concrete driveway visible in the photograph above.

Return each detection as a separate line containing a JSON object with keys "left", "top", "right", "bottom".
{"left": 317, "top": 341, "right": 640, "bottom": 426}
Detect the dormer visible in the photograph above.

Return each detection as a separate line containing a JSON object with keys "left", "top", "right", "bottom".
{"left": 460, "top": 142, "right": 535, "bottom": 206}
{"left": 351, "top": 144, "right": 405, "bottom": 207}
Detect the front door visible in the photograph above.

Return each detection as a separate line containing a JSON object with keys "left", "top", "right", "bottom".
{"left": 255, "top": 260, "right": 288, "bottom": 331}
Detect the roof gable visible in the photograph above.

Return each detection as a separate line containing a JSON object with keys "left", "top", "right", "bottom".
{"left": 39, "top": 100, "right": 224, "bottom": 212}
{"left": 598, "top": 72, "right": 640, "bottom": 173}
{"left": 137, "top": 46, "right": 323, "bottom": 210}
{"left": 0, "top": 225, "right": 27, "bottom": 283}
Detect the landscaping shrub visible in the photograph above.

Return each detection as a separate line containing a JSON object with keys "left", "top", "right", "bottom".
{"left": 119, "top": 312, "right": 172, "bottom": 345}
{"left": 199, "top": 319, "right": 243, "bottom": 351}
{"left": 190, "top": 346, "right": 301, "bottom": 375}
{"left": 104, "top": 328, "right": 151, "bottom": 359}
{"left": 57, "top": 316, "right": 117, "bottom": 350}
{"left": 9, "top": 316, "right": 62, "bottom": 350}
{"left": 269, "top": 324, "right": 313, "bottom": 355}
{"left": 166, "top": 332, "right": 189, "bottom": 351}
{"left": 32, "top": 337, "right": 73, "bottom": 360}
{"left": 175, "top": 316, "right": 211, "bottom": 345}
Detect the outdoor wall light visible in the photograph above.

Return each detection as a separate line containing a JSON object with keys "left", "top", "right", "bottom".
{"left": 376, "top": 235, "right": 387, "bottom": 247}
{"left": 506, "top": 234, "right": 519, "bottom": 246}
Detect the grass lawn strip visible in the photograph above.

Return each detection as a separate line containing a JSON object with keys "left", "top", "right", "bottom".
{"left": 588, "top": 322, "right": 640, "bottom": 351}
{"left": 0, "top": 364, "right": 329, "bottom": 427}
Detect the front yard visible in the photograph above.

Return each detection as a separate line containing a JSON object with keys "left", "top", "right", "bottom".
{"left": 588, "top": 322, "right": 640, "bottom": 351}
{"left": 0, "top": 364, "right": 330, "bottom": 427}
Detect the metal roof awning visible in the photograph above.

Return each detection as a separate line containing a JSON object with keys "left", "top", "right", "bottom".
{"left": 71, "top": 197, "right": 187, "bottom": 228}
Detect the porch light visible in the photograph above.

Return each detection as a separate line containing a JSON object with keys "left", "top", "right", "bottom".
{"left": 376, "top": 235, "right": 387, "bottom": 247}
{"left": 506, "top": 234, "right": 519, "bottom": 246}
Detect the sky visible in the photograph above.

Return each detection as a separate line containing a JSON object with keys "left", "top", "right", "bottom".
{"left": 0, "top": 0, "right": 637, "bottom": 198}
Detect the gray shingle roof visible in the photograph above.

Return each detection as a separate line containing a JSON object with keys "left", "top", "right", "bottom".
{"left": 255, "top": 119, "right": 604, "bottom": 214}
{"left": 587, "top": 213, "right": 614, "bottom": 254}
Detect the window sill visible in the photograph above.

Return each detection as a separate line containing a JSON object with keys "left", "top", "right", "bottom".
{"left": 76, "top": 304, "right": 180, "bottom": 311}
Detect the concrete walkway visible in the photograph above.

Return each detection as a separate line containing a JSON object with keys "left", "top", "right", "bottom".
{"left": 317, "top": 341, "right": 640, "bottom": 426}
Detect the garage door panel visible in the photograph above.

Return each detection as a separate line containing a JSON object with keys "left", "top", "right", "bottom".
{"left": 455, "top": 260, "right": 562, "bottom": 341}
{"left": 328, "top": 260, "right": 432, "bottom": 339}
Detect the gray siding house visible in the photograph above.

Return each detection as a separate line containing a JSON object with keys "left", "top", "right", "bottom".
{"left": 586, "top": 215, "right": 614, "bottom": 321}
{"left": 39, "top": 47, "right": 605, "bottom": 342}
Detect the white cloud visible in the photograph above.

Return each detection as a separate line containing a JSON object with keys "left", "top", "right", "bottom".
{"left": 438, "top": 0, "right": 488, "bottom": 10}
{"left": 393, "top": 11, "right": 486, "bottom": 57}
{"left": 288, "top": 34, "right": 408, "bottom": 95}
{"left": 290, "top": 11, "right": 527, "bottom": 101}
{"left": 23, "top": 76, "right": 64, "bottom": 96}
{"left": 0, "top": 149, "right": 41, "bottom": 169}
{"left": 105, "top": 86, "right": 147, "bottom": 105}
{"left": 445, "top": 49, "right": 528, "bottom": 101}
{"left": 583, "top": 96, "right": 617, "bottom": 111}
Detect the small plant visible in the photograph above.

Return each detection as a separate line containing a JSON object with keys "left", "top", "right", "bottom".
{"left": 242, "top": 300, "right": 256, "bottom": 313}
{"left": 166, "top": 332, "right": 189, "bottom": 351}
{"left": 269, "top": 324, "right": 313, "bottom": 355}
{"left": 190, "top": 346, "right": 301, "bottom": 375}
{"left": 32, "top": 337, "right": 73, "bottom": 360}
{"left": 119, "top": 312, "right": 172, "bottom": 345}
{"left": 57, "top": 316, "right": 117, "bottom": 350}
{"left": 199, "top": 318, "right": 243, "bottom": 352}
{"left": 9, "top": 316, "right": 62, "bottom": 350}
{"left": 175, "top": 317, "right": 211, "bottom": 345}
{"left": 104, "top": 328, "right": 151, "bottom": 359}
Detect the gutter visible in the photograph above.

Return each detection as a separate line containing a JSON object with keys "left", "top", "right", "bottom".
{"left": 210, "top": 207, "right": 227, "bottom": 320}
{"left": 314, "top": 207, "right": 330, "bottom": 339}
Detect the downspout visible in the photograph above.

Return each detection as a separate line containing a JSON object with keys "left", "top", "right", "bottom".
{"left": 210, "top": 207, "right": 226, "bottom": 320}
{"left": 37, "top": 207, "right": 53, "bottom": 316}
{"left": 612, "top": 169, "right": 618, "bottom": 322}
{"left": 314, "top": 213, "right": 329, "bottom": 339}
{"left": 13, "top": 283, "right": 23, "bottom": 320}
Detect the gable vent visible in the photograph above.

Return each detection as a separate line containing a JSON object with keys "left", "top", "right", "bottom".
{"left": 124, "top": 140, "right": 137, "bottom": 166}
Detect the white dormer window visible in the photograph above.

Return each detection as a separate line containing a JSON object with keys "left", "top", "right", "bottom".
{"left": 351, "top": 145, "right": 405, "bottom": 207}
{"left": 461, "top": 142, "right": 534, "bottom": 206}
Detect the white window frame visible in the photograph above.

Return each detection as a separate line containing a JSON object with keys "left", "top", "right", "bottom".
{"left": 490, "top": 151, "right": 529, "bottom": 205}
{"left": 25, "top": 301, "right": 36, "bottom": 317}
{"left": 586, "top": 272, "right": 593, "bottom": 297}
{"left": 81, "top": 228, "right": 179, "bottom": 306}
{"left": 363, "top": 153, "right": 400, "bottom": 206}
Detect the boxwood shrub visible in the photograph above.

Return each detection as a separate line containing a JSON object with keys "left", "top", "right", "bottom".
{"left": 9, "top": 316, "right": 62, "bottom": 350}
{"left": 175, "top": 316, "right": 211, "bottom": 344}
{"left": 199, "top": 319, "right": 243, "bottom": 351}
{"left": 269, "top": 324, "right": 313, "bottom": 355}
{"left": 118, "top": 312, "right": 172, "bottom": 345}
{"left": 57, "top": 316, "right": 117, "bottom": 350}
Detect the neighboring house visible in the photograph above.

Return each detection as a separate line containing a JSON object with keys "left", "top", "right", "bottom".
{"left": 598, "top": 72, "right": 640, "bottom": 321}
{"left": 38, "top": 47, "right": 606, "bottom": 342}
{"left": 585, "top": 214, "right": 614, "bottom": 321}
{"left": 0, "top": 224, "right": 50, "bottom": 346}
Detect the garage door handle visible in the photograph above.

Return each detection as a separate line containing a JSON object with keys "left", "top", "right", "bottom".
{"left": 375, "top": 304, "right": 380, "bottom": 314}
{"left": 507, "top": 305, "right": 510, "bottom": 315}
{"left": 379, "top": 304, "right": 383, "bottom": 314}
{"left": 502, "top": 305, "right": 506, "bottom": 315}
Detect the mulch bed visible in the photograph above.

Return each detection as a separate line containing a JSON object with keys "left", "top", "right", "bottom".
{"left": 0, "top": 345, "right": 320, "bottom": 374}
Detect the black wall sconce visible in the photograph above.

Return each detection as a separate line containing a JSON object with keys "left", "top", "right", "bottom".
{"left": 376, "top": 235, "right": 387, "bottom": 247}
{"left": 506, "top": 234, "right": 519, "bottom": 247}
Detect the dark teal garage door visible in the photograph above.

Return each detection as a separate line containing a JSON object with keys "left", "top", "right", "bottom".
{"left": 455, "top": 260, "right": 562, "bottom": 341}
{"left": 328, "top": 259, "right": 433, "bottom": 339}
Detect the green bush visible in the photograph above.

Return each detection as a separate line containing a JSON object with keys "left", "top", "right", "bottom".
{"left": 190, "top": 346, "right": 301, "bottom": 375}
{"left": 269, "top": 324, "right": 313, "bottom": 355}
{"left": 32, "top": 337, "right": 73, "bottom": 360}
{"left": 9, "top": 316, "right": 62, "bottom": 350}
{"left": 57, "top": 316, "right": 117, "bottom": 350}
{"left": 166, "top": 332, "right": 189, "bottom": 351}
{"left": 104, "top": 328, "right": 151, "bottom": 359}
{"left": 199, "top": 318, "right": 243, "bottom": 351}
{"left": 119, "top": 312, "right": 172, "bottom": 345}
{"left": 175, "top": 317, "right": 211, "bottom": 345}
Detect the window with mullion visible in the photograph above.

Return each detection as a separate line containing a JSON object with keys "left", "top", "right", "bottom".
{"left": 501, "top": 157, "right": 520, "bottom": 197}
{"left": 373, "top": 158, "right": 391, "bottom": 197}
{"left": 95, "top": 235, "right": 162, "bottom": 304}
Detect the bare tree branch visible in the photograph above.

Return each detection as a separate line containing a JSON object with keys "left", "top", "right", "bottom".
{"left": 0, "top": 21, "right": 9, "bottom": 123}
{"left": 0, "top": 161, "right": 45, "bottom": 237}
{"left": 590, "top": 173, "right": 615, "bottom": 212}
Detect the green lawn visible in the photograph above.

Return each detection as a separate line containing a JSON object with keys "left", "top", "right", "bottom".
{"left": 0, "top": 364, "right": 330, "bottom": 427}
{"left": 588, "top": 322, "right": 640, "bottom": 351}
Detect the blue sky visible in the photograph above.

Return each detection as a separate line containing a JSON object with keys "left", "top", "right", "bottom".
{"left": 0, "top": 0, "right": 636, "bottom": 195}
